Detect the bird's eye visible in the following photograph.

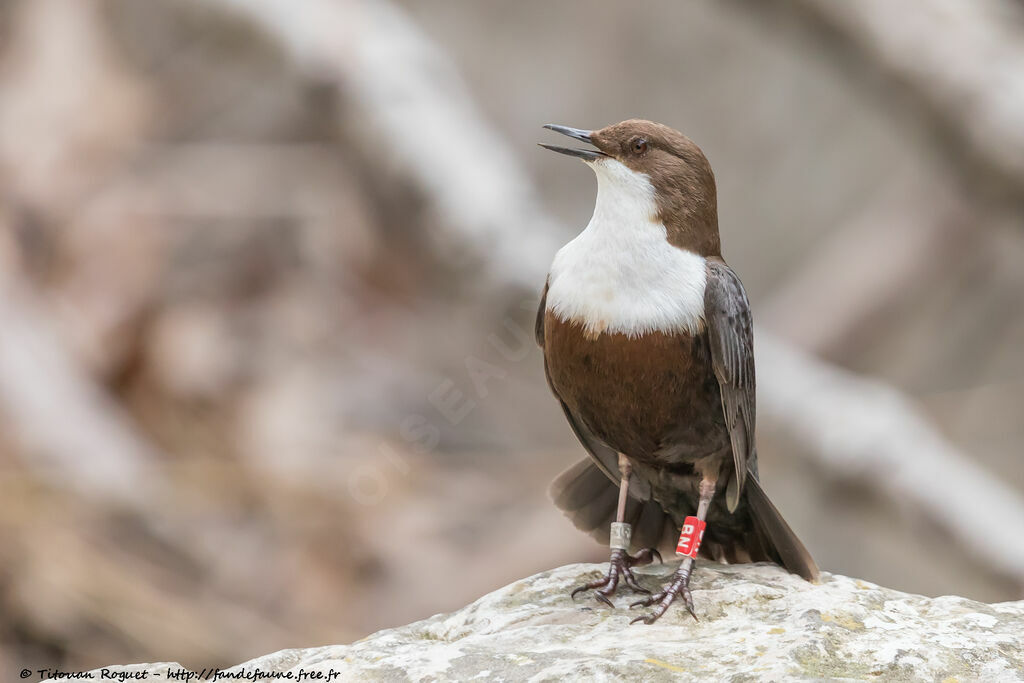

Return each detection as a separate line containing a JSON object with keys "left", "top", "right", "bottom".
{"left": 631, "top": 138, "right": 648, "bottom": 154}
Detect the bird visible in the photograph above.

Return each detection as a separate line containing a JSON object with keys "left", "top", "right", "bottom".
{"left": 536, "top": 119, "right": 819, "bottom": 624}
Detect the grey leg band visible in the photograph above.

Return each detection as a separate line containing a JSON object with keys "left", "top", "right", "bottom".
{"left": 610, "top": 522, "right": 632, "bottom": 550}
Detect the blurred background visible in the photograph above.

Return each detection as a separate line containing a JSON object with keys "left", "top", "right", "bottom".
{"left": 1, "top": 0, "right": 1023, "bottom": 673}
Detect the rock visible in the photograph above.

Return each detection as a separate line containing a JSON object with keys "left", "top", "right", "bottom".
{"left": 64, "top": 562, "right": 1024, "bottom": 681}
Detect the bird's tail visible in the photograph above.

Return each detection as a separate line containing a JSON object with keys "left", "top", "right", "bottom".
{"left": 744, "top": 473, "right": 820, "bottom": 582}
{"left": 551, "top": 458, "right": 820, "bottom": 582}
{"left": 549, "top": 458, "right": 677, "bottom": 555}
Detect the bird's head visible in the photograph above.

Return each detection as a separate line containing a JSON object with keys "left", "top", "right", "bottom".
{"left": 541, "top": 119, "right": 720, "bottom": 256}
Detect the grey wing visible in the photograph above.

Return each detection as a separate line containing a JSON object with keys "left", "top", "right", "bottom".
{"left": 535, "top": 280, "right": 549, "bottom": 348}
{"left": 536, "top": 281, "right": 649, "bottom": 497}
{"left": 704, "top": 260, "right": 756, "bottom": 512}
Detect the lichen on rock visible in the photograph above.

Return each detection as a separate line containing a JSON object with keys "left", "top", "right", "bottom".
{"left": 67, "top": 562, "right": 1024, "bottom": 681}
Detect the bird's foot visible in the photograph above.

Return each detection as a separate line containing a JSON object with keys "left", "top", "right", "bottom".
{"left": 570, "top": 547, "right": 661, "bottom": 607}
{"left": 629, "top": 562, "right": 696, "bottom": 624}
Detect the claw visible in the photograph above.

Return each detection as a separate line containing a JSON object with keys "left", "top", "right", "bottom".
{"left": 629, "top": 594, "right": 658, "bottom": 609}
{"left": 628, "top": 568, "right": 698, "bottom": 624}
{"left": 568, "top": 548, "right": 659, "bottom": 606}
{"left": 683, "top": 590, "right": 698, "bottom": 621}
{"left": 571, "top": 577, "right": 608, "bottom": 601}
{"left": 622, "top": 570, "right": 650, "bottom": 594}
{"left": 629, "top": 588, "right": 698, "bottom": 624}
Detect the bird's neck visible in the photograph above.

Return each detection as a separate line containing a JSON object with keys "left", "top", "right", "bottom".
{"left": 546, "top": 161, "right": 708, "bottom": 339}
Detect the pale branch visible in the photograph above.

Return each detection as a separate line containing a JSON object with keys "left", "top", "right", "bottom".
{"left": 760, "top": 186, "right": 966, "bottom": 356}
{"left": 0, "top": 260, "right": 163, "bottom": 507}
{"left": 758, "top": 333, "right": 1024, "bottom": 585}
{"left": 211, "top": 0, "right": 1024, "bottom": 585}
{"left": 213, "top": 0, "right": 561, "bottom": 292}
{"left": 735, "top": 0, "right": 1024, "bottom": 200}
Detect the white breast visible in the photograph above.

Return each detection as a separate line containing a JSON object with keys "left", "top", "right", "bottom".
{"left": 546, "top": 158, "right": 707, "bottom": 338}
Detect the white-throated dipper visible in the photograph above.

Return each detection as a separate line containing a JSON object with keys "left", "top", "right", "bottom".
{"left": 537, "top": 119, "right": 819, "bottom": 624}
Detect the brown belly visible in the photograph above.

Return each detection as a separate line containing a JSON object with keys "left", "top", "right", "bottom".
{"left": 544, "top": 312, "right": 729, "bottom": 465}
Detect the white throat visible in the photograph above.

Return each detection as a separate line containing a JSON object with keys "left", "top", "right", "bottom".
{"left": 546, "top": 158, "right": 707, "bottom": 338}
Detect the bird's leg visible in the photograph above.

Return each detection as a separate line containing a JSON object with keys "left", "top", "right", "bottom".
{"left": 630, "top": 476, "right": 716, "bottom": 624}
{"left": 570, "top": 454, "right": 662, "bottom": 607}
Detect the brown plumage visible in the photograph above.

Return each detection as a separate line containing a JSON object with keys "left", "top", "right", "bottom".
{"left": 538, "top": 119, "right": 818, "bottom": 622}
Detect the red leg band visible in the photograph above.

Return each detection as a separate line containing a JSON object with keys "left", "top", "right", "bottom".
{"left": 676, "top": 516, "right": 706, "bottom": 558}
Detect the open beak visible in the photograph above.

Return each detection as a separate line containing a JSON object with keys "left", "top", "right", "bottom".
{"left": 539, "top": 124, "right": 607, "bottom": 161}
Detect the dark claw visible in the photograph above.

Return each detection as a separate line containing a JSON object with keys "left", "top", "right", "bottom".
{"left": 629, "top": 567, "right": 698, "bottom": 624}
{"left": 571, "top": 577, "right": 609, "bottom": 601}
{"left": 629, "top": 594, "right": 657, "bottom": 609}
{"left": 682, "top": 589, "right": 697, "bottom": 621}
{"left": 622, "top": 570, "right": 650, "bottom": 594}
{"left": 568, "top": 547, "right": 659, "bottom": 606}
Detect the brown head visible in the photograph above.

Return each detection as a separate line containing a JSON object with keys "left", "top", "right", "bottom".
{"left": 540, "top": 119, "right": 720, "bottom": 257}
